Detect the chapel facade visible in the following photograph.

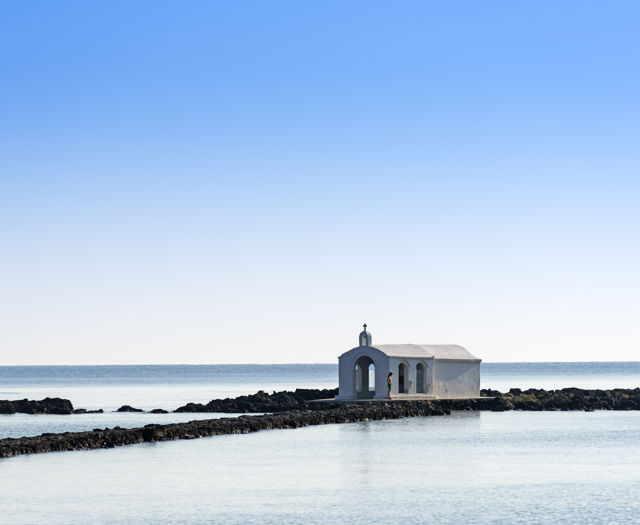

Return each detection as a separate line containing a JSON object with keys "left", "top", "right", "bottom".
{"left": 335, "top": 325, "right": 481, "bottom": 400}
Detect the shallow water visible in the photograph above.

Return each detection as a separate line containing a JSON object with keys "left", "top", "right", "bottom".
{"left": 0, "top": 411, "right": 251, "bottom": 440}
{"left": 2, "top": 411, "right": 639, "bottom": 524}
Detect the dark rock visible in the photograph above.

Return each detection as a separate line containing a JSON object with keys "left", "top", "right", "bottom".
{"left": 476, "top": 397, "right": 512, "bottom": 411}
{"left": 0, "top": 400, "right": 16, "bottom": 414}
{"left": 174, "top": 388, "right": 339, "bottom": 413}
{"left": 522, "top": 388, "right": 546, "bottom": 397}
{"left": 174, "top": 402, "right": 207, "bottom": 413}
{"left": 149, "top": 409, "right": 168, "bottom": 414}
{"left": 480, "top": 389, "right": 501, "bottom": 397}
{"left": 116, "top": 405, "right": 143, "bottom": 413}
{"left": 487, "top": 387, "right": 640, "bottom": 412}
{"left": 0, "top": 398, "right": 74, "bottom": 415}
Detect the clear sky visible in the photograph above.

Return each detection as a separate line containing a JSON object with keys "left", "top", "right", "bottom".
{"left": 1, "top": 1, "right": 639, "bottom": 365}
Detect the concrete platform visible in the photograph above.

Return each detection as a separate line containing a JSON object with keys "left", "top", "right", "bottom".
{"left": 311, "top": 396, "right": 488, "bottom": 403}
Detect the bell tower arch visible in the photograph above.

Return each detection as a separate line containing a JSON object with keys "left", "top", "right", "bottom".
{"left": 358, "top": 323, "right": 372, "bottom": 347}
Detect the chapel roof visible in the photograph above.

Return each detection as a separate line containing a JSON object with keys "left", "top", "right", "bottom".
{"left": 373, "top": 344, "right": 480, "bottom": 361}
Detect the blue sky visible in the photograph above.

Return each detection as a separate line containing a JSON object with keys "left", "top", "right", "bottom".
{"left": 1, "top": 1, "right": 639, "bottom": 364}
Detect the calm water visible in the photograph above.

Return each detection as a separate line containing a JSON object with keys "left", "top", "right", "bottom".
{"left": 0, "top": 364, "right": 338, "bottom": 412}
{"left": 2, "top": 411, "right": 640, "bottom": 524}
{"left": 1, "top": 363, "right": 640, "bottom": 524}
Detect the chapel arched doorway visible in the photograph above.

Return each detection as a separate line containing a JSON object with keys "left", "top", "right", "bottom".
{"left": 416, "top": 362, "right": 426, "bottom": 393}
{"left": 398, "top": 362, "right": 408, "bottom": 394}
{"left": 355, "top": 355, "right": 376, "bottom": 399}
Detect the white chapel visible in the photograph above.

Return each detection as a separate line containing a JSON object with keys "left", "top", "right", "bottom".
{"left": 336, "top": 325, "right": 481, "bottom": 400}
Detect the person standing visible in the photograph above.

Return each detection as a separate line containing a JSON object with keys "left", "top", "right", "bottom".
{"left": 387, "top": 372, "right": 393, "bottom": 399}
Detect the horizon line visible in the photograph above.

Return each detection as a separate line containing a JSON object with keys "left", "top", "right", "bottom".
{"left": 1, "top": 360, "right": 639, "bottom": 367}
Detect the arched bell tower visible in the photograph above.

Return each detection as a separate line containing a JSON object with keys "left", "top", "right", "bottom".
{"left": 358, "top": 323, "right": 372, "bottom": 347}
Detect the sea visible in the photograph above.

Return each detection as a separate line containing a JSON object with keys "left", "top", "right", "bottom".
{"left": 1, "top": 362, "right": 640, "bottom": 524}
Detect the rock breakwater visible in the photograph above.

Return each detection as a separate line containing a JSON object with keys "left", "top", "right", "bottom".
{"left": 0, "top": 401, "right": 447, "bottom": 458}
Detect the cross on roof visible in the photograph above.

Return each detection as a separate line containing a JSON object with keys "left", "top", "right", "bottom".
{"left": 363, "top": 323, "right": 367, "bottom": 331}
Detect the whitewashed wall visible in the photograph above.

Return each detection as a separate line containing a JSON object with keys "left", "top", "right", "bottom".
{"left": 432, "top": 361, "right": 480, "bottom": 398}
